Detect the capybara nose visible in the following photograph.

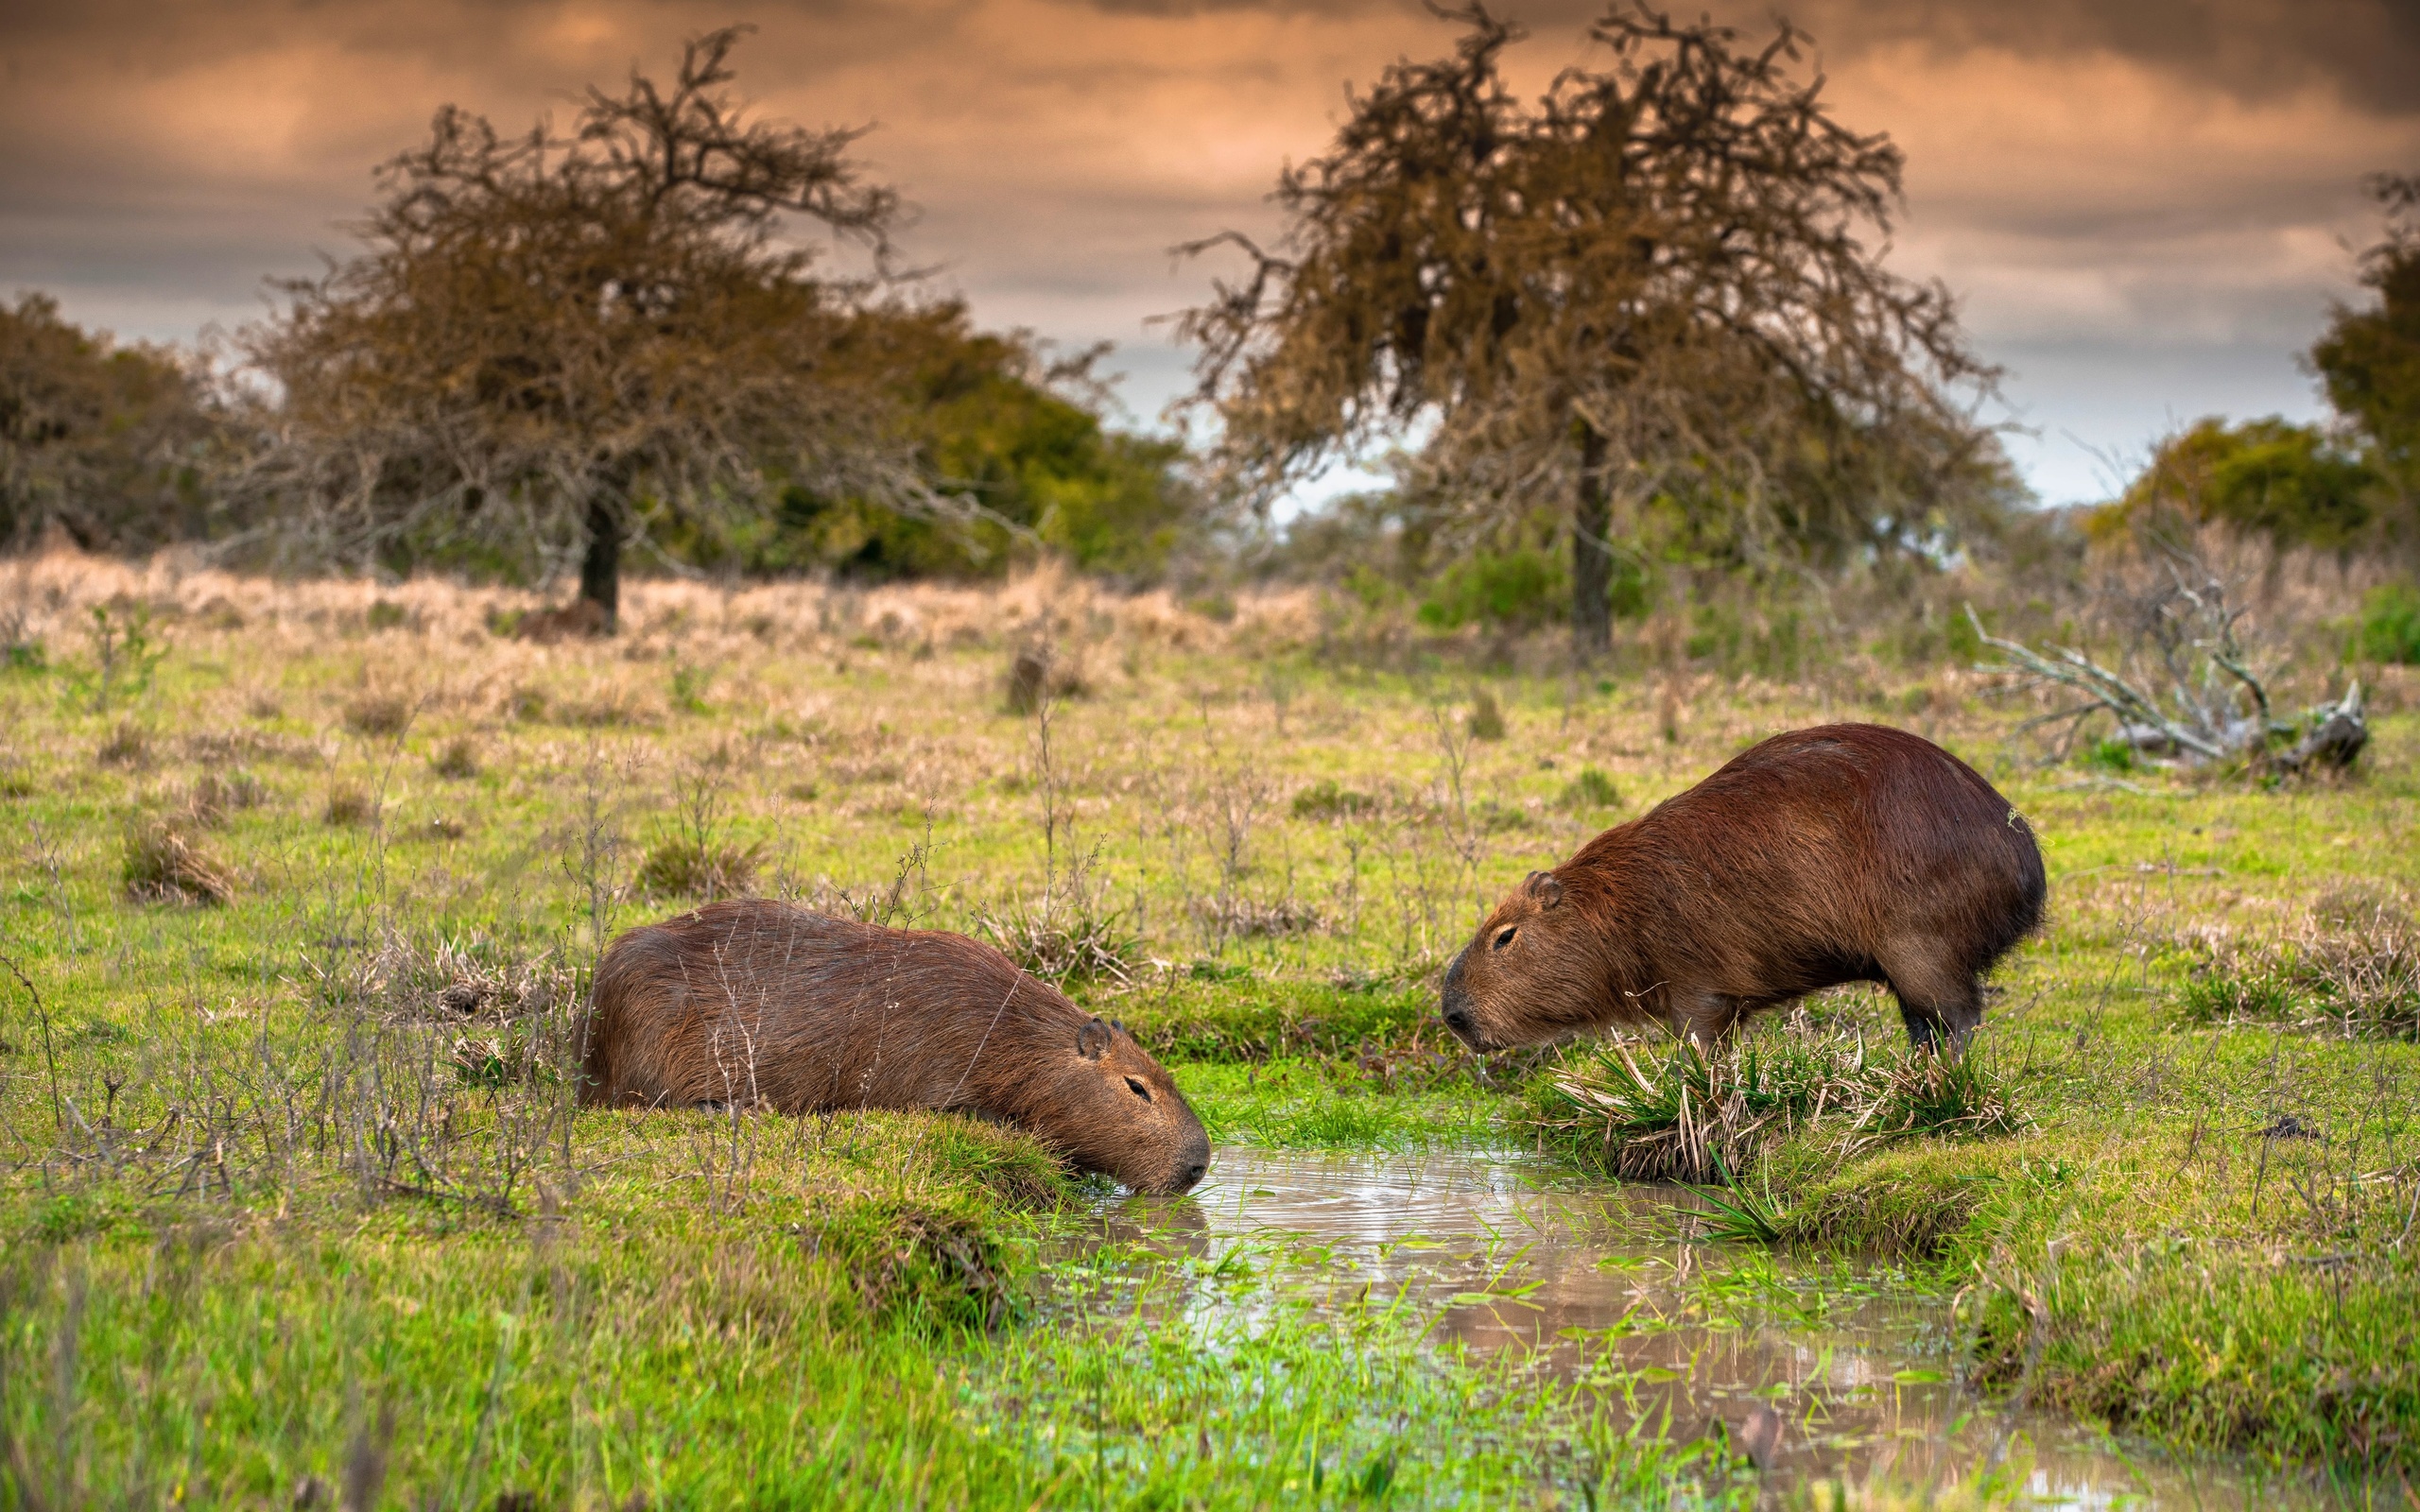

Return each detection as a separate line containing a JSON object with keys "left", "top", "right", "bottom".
{"left": 1183, "top": 1160, "right": 1207, "bottom": 1190}
{"left": 1443, "top": 1004, "right": 1474, "bottom": 1036}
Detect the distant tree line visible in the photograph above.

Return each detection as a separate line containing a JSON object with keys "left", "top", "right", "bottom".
{"left": 3, "top": 15, "right": 2413, "bottom": 643}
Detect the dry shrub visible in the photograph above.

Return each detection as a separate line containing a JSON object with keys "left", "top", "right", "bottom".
{"left": 245, "top": 690, "right": 284, "bottom": 720}
{"left": 123, "top": 818, "right": 233, "bottom": 905}
{"left": 514, "top": 600, "right": 609, "bottom": 644}
{"left": 430, "top": 736, "right": 479, "bottom": 780}
{"left": 95, "top": 719, "right": 150, "bottom": 767}
{"left": 2181, "top": 885, "right": 2419, "bottom": 1040}
{"left": 323, "top": 785, "right": 378, "bottom": 827}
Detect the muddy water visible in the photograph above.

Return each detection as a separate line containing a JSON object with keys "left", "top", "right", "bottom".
{"left": 1078, "top": 1148, "right": 2373, "bottom": 1510}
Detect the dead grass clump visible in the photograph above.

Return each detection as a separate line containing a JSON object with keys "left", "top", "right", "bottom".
{"left": 636, "top": 837, "right": 764, "bottom": 900}
{"left": 430, "top": 736, "right": 480, "bottom": 780}
{"left": 323, "top": 785, "right": 379, "bottom": 828}
{"left": 2181, "top": 887, "right": 2419, "bottom": 1040}
{"left": 343, "top": 692, "right": 413, "bottom": 738}
{"left": 187, "top": 770, "right": 268, "bottom": 826}
{"left": 1004, "top": 644, "right": 1086, "bottom": 714}
{"left": 246, "top": 690, "right": 284, "bottom": 720}
{"left": 504, "top": 686, "right": 548, "bottom": 722}
{"left": 364, "top": 930, "right": 575, "bottom": 1023}
{"left": 124, "top": 818, "right": 233, "bottom": 905}
{"left": 95, "top": 719, "right": 150, "bottom": 767}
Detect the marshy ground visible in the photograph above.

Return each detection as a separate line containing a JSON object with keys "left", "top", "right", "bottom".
{"left": 1, "top": 548, "right": 2415, "bottom": 1508}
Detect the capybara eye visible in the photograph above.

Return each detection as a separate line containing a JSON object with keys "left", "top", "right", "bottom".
{"left": 1124, "top": 1075, "right": 1152, "bottom": 1102}
{"left": 1493, "top": 925, "right": 1518, "bottom": 951}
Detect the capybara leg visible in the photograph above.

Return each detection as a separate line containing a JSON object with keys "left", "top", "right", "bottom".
{"left": 1878, "top": 945, "right": 1983, "bottom": 1056}
{"left": 1674, "top": 990, "right": 1740, "bottom": 1048}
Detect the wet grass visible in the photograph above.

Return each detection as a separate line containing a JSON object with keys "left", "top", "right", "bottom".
{"left": 1, "top": 557, "right": 2416, "bottom": 1494}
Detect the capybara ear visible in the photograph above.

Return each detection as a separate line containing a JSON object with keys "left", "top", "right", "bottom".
{"left": 1077, "top": 1017, "right": 1111, "bottom": 1060}
{"left": 1521, "top": 870, "right": 1564, "bottom": 909}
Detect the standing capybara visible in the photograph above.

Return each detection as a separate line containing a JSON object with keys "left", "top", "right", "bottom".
{"left": 1441, "top": 724, "right": 2045, "bottom": 1054}
{"left": 580, "top": 901, "right": 1211, "bottom": 1195}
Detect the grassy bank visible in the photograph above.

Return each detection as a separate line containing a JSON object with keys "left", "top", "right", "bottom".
{"left": 3, "top": 548, "right": 2416, "bottom": 1499}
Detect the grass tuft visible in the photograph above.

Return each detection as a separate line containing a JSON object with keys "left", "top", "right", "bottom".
{"left": 322, "top": 784, "right": 378, "bottom": 827}
{"left": 1465, "top": 687, "right": 1507, "bottom": 740}
{"left": 186, "top": 769, "right": 268, "bottom": 826}
{"left": 636, "top": 835, "right": 764, "bottom": 900}
{"left": 429, "top": 735, "right": 480, "bottom": 780}
{"left": 95, "top": 719, "right": 150, "bottom": 767}
{"left": 343, "top": 692, "right": 413, "bottom": 738}
{"left": 978, "top": 896, "right": 1139, "bottom": 983}
{"left": 1556, "top": 765, "right": 1621, "bottom": 812}
{"left": 122, "top": 817, "right": 233, "bottom": 905}
{"left": 1536, "top": 1027, "right": 2027, "bottom": 1183}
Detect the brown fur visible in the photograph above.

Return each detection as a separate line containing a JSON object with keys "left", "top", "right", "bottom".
{"left": 579, "top": 901, "right": 1211, "bottom": 1194}
{"left": 1441, "top": 724, "right": 2046, "bottom": 1053}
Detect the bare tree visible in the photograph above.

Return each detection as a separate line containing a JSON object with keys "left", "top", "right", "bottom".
{"left": 238, "top": 26, "right": 943, "bottom": 627}
{"left": 1170, "top": 4, "right": 1998, "bottom": 652}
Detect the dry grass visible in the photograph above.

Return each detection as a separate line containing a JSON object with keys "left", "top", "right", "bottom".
{"left": 2180, "top": 884, "right": 2420, "bottom": 1039}
{"left": 95, "top": 718, "right": 149, "bottom": 767}
{"left": 343, "top": 691, "right": 414, "bottom": 738}
{"left": 429, "top": 735, "right": 479, "bottom": 780}
{"left": 186, "top": 769, "right": 268, "bottom": 826}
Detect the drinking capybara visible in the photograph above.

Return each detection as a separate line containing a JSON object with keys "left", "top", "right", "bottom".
{"left": 1441, "top": 723, "right": 2044, "bottom": 1054}
{"left": 579, "top": 900, "right": 1211, "bottom": 1194}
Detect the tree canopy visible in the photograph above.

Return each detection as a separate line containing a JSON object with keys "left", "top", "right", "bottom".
{"left": 1, "top": 295, "right": 218, "bottom": 553}
{"left": 239, "top": 26, "right": 938, "bottom": 627}
{"left": 2096, "top": 416, "right": 2378, "bottom": 554}
{"left": 1172, "top": 3, "right": 2001, "bottom": 650}
{"left": 2310, "top": 172, "right": 2420, "bottom": 541}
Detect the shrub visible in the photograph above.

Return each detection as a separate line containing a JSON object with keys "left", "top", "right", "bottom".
{"left": 365, "top": 599, "right": 413, "bottom": 632}
{"left": 978, "top": 896, "right": 1140, "bottom": 983}
{"left": 1416, "top": 548, "right": 1566, "bottom": 631}
{"left": 123, "top": 818, "right": 233, "bottom": 905}
{"left": 1292, "top": 780, "right": 1377, "bottom": 820}
{"left": 1557, "top": 765, "right": 1620, "bottom": 812}
{"left": 2355, "top": 583, "right": 2420, "bottom": 665}
{"left": 1004, "top": 644, "right": 1085, "bottom": 714}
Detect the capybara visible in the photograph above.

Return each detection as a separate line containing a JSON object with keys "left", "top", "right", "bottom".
{"left": 1440, "top": 724, "right": 2044, "bottom": 1054}
{"left": 580, "top": 901, "right": 1211, "bottom": 1194}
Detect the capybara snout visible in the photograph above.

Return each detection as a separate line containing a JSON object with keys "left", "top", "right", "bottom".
{"left": 1444, "top": 724, "right": 2045, "bottom": 1054}
{"left": 580, "top": 901, "right": 1210, "bottom": 1195}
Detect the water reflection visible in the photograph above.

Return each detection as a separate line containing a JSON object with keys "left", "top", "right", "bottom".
{"left": 1063, "top": 1147, "right": 2379, "bottom": 1510}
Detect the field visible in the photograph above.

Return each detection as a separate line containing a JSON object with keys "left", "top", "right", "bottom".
{"left": 2, "top": 546, "right": 2416, "bottom": 1509}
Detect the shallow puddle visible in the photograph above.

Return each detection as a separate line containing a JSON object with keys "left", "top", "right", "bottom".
{"left": 1063, "top": 1147, "right": 2378, "bottom": 1509}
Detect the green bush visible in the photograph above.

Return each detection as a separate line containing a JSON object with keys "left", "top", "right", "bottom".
{"left": 1416, "top": 548, "right": 1566, "bottom": 631}
{"left": 1557, "top": 765, "right": 1621, "bottom": 811}
{"left": 2356, "top": 582, "right": 2420, "bottom": 664}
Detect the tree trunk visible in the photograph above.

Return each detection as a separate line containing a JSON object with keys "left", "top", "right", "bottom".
{"left": 1572, "top": 424, "right": 1613, "bottom": 657}
{"left": 579, "top": 491, "right": 624, "bottom": 632}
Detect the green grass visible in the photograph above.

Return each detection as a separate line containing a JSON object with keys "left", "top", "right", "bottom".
{"left": 2, "top": 560, "right": 2418, "bottom": 1496}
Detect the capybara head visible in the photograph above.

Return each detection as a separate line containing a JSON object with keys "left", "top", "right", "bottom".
{"left": 1043, "top": 1015, "right": 1211, "bottom": 1195}
{"left": 1440, "top": 870, "right": 1602, "bottom": 1052}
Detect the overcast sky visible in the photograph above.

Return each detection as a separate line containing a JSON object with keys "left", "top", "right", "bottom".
{"left": 5, "top": 0, "right": 2415, "bottom": 507}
